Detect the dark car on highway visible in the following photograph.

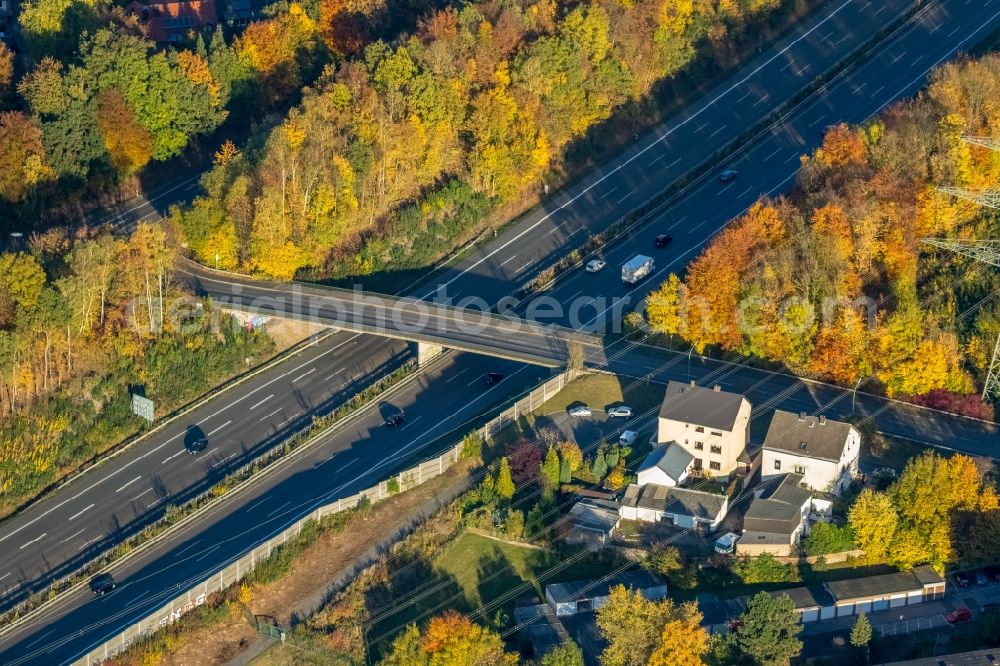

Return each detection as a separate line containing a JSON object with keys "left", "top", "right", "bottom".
{"left": 385, "top": 413, "right": 405, "bottom": 427}
{"left": 184, "top": 424, "right": 209, "bottom": 454}
{"left": 89, "top": 573, "right": 116, "bottom": 595}
{"left": 718, "top": 168, "right": 738, "bottom": 183}
{"left": 654, "top": 234, "right": 673, "bottom": 248}
{"left": 985, "top": 564, "right": 1000, "bottom": 582}
{"left": 484, "top": 372, "right": 504, "bottom": 386}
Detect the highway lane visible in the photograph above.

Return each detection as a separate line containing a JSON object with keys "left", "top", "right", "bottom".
{"left": 531, "top": 0, "right": 998, "bottom": 334}
{"left": 0, "top": 330, "right": 410, "bottom": 607}
{"left": 418, "top": 0, "right": 917, "bottom": 305}
{"left": 188, "top": 0, "right": 1000, "bottom": 454}
{"left": 0, "top": 352, "right": 550, "bottom": 666}
{"left": 1, "top": 0, "right": 994, "bottom": 658}
{"left": 1, "top": 0, "right": 893, "bottom": 617}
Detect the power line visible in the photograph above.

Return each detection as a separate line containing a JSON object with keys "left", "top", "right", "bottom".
{"left": 935, "top": 186, "right": 1000, "bottom": 210}
{"left": 922, "top": 240, "right": 1000, "bottom": 402}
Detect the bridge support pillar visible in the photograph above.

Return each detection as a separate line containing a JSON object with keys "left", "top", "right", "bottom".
{"left": 416, "top": 341, "right": 444, "bottom": 367}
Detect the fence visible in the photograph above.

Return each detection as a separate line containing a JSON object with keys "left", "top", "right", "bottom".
{"left": 73, "top": 370, "right": 577, "bottom": 666}
{"left": 72, "top": 441, "right": 464, "bottom": 665}
{"left": 475, "top": 369, "right": 579, "bottom": 441}
{"left": 72, "top": 368, "right": 577, "bottom": 665}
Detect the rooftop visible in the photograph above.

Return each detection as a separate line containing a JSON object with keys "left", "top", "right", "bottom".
{"left": 567, "top": 500, "right": 620, "bottom": 534}
{"left": 763, "top": 410, "right": 857, "bottom": 462}
{"left": 876, "top": 648, "right": 1000, "bottom": 666}
{"left": 545, "top": 571, "right": 667, "bottom": 605}
{"left": 824, "top": 565, "right": 944, "bottom": 601}
{"left": 743, "top": 474, "right": 811, "bottom": 535}
{"left": 621, "top": 483, "right": 727, "bottom": 520}
{"left": 639, "top": 443, "right": 694, "bottom": 482}
{"left": 771, "top": 584, "right": 834, "bottom": 609}
{"left": 659, "top": 381, "right": 748, "bottom": 432}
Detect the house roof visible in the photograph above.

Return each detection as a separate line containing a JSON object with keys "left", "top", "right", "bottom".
{"left": 621, "top": 483, "right": 727, "bottom": 520}
{"left": 766, "top": 473, "right": 813, "bottom": 507}
{"left": 567, "top": 500, "right": 620, "bottom": 534}
{"left": 639, "top": 443, "right": 694, "bottom": 482}
{"left": 763, "top": 409, "right": 857, "bottom": 462}
{"left": 130, "top": 0, "right": 217, "bottom": 42}
{"left": 743, "top": 474, "right": 811, "bottom": 535}
{"left": 545, "top": 571, "right": 667, "bottom": 605}
{"left": 876, "top": 648, "right": 1000, "bottom": 666}
{"left": 824, "top": 565, "right": 944, "bottom": 602}
{"left": 659, "top": 381, "right": 748, "bottom": 432}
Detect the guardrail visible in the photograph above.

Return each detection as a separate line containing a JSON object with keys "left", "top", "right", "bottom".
{"left": 71, "top": 368, "right": 579, "bottom": 665}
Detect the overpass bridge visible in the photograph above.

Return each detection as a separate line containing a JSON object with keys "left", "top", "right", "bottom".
{"left": 180, "top": 259, "right": 603, "bottom": 369}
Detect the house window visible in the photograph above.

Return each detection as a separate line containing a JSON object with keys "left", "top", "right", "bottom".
{"left": 799, "top": 442, "right": 808, "bottom": 450}
{"left": 695, "top": 426, "right": 705, "bottom": 433}
{"left": 774, "top": 460, "right": 781, "bottom": 470}
{"left": 711, "top": 431, "right": 722, "bottom": 437}
{"left": 794, "top": 465, "right": 806, "bottom": 475}
{"left": 709, "top": 461, "right": 721, "bottom": 471}
{"left": 710, "top": 445, "right": 722, "bottom": 455}
{"left": 693, "top": 458, "right": 703, "bottom": 469}
{"left": 694, "top": 442, "right": 704, "bottom": 451}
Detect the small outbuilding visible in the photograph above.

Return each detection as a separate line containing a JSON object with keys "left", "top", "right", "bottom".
{"left": 544, "top": 571, "right": 668, "bottom": 617}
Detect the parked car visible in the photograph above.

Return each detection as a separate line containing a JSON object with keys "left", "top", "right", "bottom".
{"left": 975, "top": 570, "right": 989, "bottom": 586}
{"left": 954, "top": 571, "right": 975, "bottom": 588}
{"left": 385, "top": 413, "right": 405, "bottom": 427}
{"left": 89, "top": 573, "right": 116, "bottom": 595}
{"left": 654, "top": 234, "right": 673, "bottom": 248}
{"left": 607, "top": 405, "right": 633, "bottom": 418}
{"left": 872, "top": 466, "right": 897, "bottom": 479}
{"left": 946, "top": 607, "right": 972, "bottom": 624}
{"left": 484, "top": 372, "right": 504, "bottom": 386}
{"left": 585, "top": 259, "right": 607, "bottom": 273}
{"left": 714, "top": 532, "right": 740, "bottom": 554}
{"left": 718, "top": 168, "right": 738, "bottom": 183}
{"left": 981, "top": 602, "right": 999, "bottom": 615}
{"left": 984, "top": 564, "right": 1000, "bottom": 582}
{"left": 568, "top": 405, "right": 592, "bottom": 417}
{"left": 619, "top": 430, "right": 638, "bottom": 447}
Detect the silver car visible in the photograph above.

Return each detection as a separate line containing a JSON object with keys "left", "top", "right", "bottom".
{"left": 586, "top": 259, "right": 607, "bottom": 272}
{"left": 568, "top": 405, "right": 592, "bottom": 417}
{"left": 608, "top": 405, "right": 633, "bottom": 418}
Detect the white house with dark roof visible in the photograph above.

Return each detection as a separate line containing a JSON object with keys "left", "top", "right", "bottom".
{"left": 658, "top": 381, "right": 751, "bottom": 478}
{"left": 738, "top": 473, "right": 813, "bottom": 556}
{"left": 619, "top": 483, "right": 729, "bottom": 531}
{"left": 637, "top": 443, "right": 694, "bottom": 487}
{"left": 762, "top": 410, "right": 860, "bottom": 495}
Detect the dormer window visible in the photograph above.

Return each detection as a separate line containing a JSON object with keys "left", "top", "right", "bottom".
{"left": 799, "top": 442, "right": 807, "bottom": 450}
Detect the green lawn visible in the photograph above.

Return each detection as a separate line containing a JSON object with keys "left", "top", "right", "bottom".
{"left": 534, "top": 373, "right": 665, "bottom": 416}
{"left": 366, "top": 531, "right": 619, "bottom": 656}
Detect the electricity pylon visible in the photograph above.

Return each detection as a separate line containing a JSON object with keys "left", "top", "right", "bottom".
{"left": 923, "top": 238, "right": 1000, "bottom": 402}
{"left": 935, "top": 186, "right": 1000, "bottom": 209}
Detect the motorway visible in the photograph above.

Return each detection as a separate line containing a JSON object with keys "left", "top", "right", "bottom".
{"left": 3, "top": 0, "right": 1000, "bottom": 661}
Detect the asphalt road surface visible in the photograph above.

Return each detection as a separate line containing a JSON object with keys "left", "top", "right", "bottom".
{"left": 3, "top": 0, "right": 1000, "bottom": 661}
{"left": 0, "top": 0, "right": 902, "bottom": 602}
